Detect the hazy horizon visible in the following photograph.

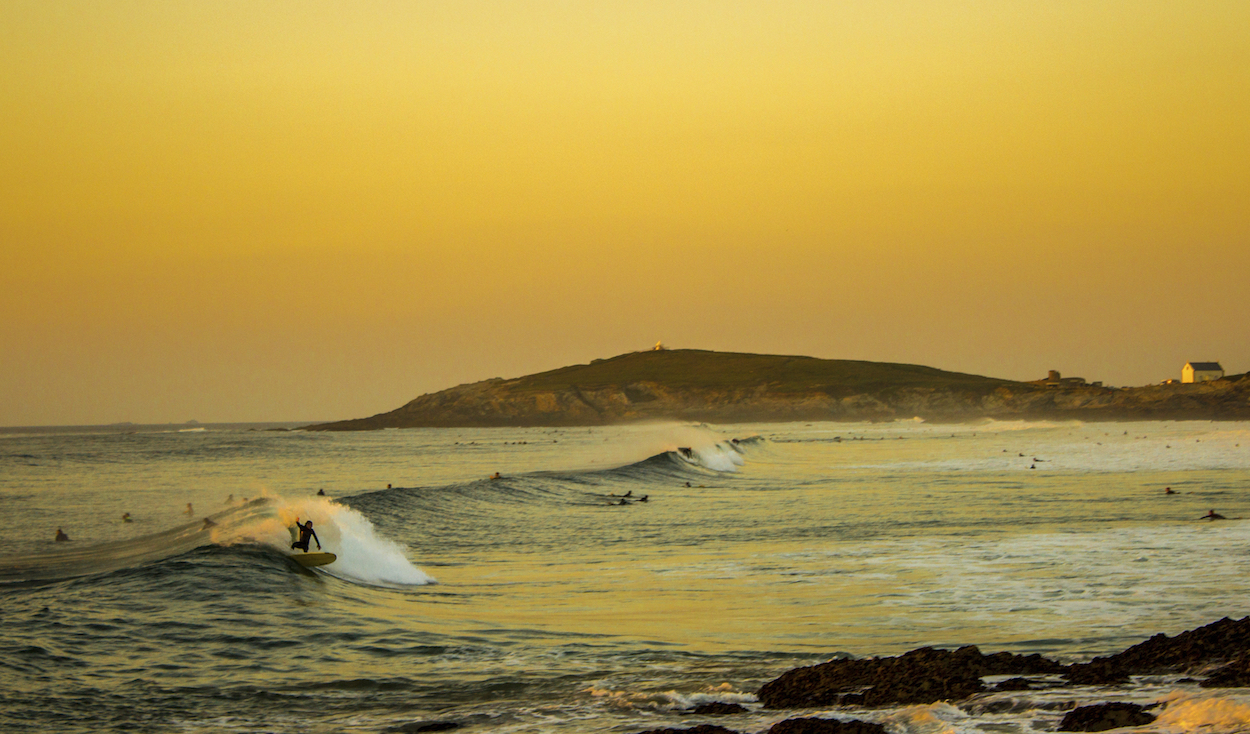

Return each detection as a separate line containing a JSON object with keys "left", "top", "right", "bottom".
{"left": 0, "top": 345, "right": 1241, "bottom": 429}
{"left": 4, "top": 2, "right": 1247, "bottom": 426}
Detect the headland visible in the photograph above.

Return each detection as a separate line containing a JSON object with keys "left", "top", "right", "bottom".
{"left": 304, "top": 349, "right": 1250, "bottom": 430}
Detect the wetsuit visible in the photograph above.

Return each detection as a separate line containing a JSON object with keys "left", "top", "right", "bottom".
{"left": 291, "top": 521, "right": 320, "bottom": 552}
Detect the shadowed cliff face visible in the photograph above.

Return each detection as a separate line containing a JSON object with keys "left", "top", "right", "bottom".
{"left": 303, "top": 350, "right": 1250, "bottom": 430}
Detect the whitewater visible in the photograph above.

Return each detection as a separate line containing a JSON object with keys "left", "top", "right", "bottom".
{"left": 2, "top": 419, "right": 1250, "bottom": 733}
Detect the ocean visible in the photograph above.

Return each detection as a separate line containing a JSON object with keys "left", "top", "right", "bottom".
{"left": 3, "top": 419, "right": 1250, "bottom": 733}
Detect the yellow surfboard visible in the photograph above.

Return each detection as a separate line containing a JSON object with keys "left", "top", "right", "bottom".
{"left": 290, "top": 552, "right": 336, "bottom": 568}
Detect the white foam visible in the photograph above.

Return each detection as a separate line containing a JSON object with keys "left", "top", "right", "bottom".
{"left": 686, "top": 441, "right": 746, "bottom": 473}
{"left": 584, "top": 682, "right": 755, "bottom": 711}
{"left": 1154, "top": 691, "right": 1250, "bottom": 732}
{"left": 882, "top": 702, "right": 966, "bottom": 734}
{"left": 228, "top": 495, "right": 435, "bottom": 586}
{"left": 658, "top": 683, "right": 756, "bottom": 710}
{"left": 573, "top": 422, "right": 750, "bottom": 473}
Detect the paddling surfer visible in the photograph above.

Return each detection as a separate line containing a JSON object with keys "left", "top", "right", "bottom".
{"left": 291, "top": 518, "right": 321, "bottom": 552}
{"left": 1202, "top": 510, "right": 1226, "bottom": 521}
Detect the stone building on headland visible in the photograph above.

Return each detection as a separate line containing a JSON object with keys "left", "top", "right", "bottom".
{"left": 1034, "top": 370, "right": 1101, "bottom": 388}
{"left": 1182, "top": 362, "right": 1224, "bottom": 383}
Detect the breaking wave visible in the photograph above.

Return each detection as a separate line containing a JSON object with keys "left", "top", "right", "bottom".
{"left": 0, "top": 495, "right": 434, "bottom": 587}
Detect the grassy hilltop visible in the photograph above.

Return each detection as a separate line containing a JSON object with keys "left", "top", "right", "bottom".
{"left": 507, "top": 350, "right": 1006, "bottom": 393}
{"left": 305, "top": 349, "right": 1250, "bottom": 430}
{"left": 305, "top": 349, "right": 1007, "bottom": 429}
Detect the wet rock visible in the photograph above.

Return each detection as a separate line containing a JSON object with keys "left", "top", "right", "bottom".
{"left": 1063, "top": 658, "right": 1131, "bottom": 686}
{"left": 992, "top": 677, "right": 1034, "bottom": 691}
{"left": 758, "top": 645, "right": 1063, "bottom": 708}
{"left": 1057, "top": 702, "right": 1155, "bottom": 731}
{"left": 692, "top": 702, "right": 748, "bottom": 715}
{"left": 1065, "top": 616, "right": 1250, "bottom": 684}
{"left": 635, "top": 726, "right": 741, "bottom": 734}
{"left": 1200, "top": 651, "right": 1250, "bottom": 687}
{"left": 767, "top": 717, "right": 885, "bottom": 734}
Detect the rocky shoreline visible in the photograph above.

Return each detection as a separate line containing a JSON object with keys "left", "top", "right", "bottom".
{"left": 384, "top": 617, "right": 1250, "bottom": 734}
{"left": 647, "top": 616, "right": 1250, "bottom": 734}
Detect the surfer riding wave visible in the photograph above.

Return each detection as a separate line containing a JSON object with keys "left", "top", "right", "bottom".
{"left": 291, "top": 519, "right": 321, "bottom": 552}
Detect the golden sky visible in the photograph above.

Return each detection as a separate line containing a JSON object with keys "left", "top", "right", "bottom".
{"left": 2, "top": 1, "right": 1248, "bottom": 424}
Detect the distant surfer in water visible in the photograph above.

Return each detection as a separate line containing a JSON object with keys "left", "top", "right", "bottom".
{"left": 1164, "top": 487, "right": 1176, "bottom": 495}
{"left": 122, "top": 512, "right": 132, "bottom": 523}
{"left": 55, "top": 528, "right": 69, "bottom": 542}
{"left": 291, "top": 518, "right": 321, "bottom": 552}
{"left": 185, "top": 503, "right": 194, "bottom": 516}
{"left": 490, "top": 472, "right": 502, "bottom": 480}
{"left": 1202, "top": 510, "right": 1226, "bottom": 521}
{"left": 317, "top": 489, "right": 326, "bottom": 496}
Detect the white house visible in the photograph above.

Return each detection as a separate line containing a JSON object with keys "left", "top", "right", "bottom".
{"left": 1182, "top": 362, "right": 1224, "bottom": 383}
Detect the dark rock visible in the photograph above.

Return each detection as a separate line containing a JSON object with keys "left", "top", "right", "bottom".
{"left": 992, "top": 677, "right": 1034, "bottom": 691}
{"left": 1064, "top": 658, "right": 1131, "bottom": 686}
{"left": 384, "top": 722, "right": 460, "bottom": 733}
{"left": 691, "top": 702, "right": 748, "bottom": 715}
{"left": 1066, "top": 616, "right": 1250, "bottom": 684}
{"left": 768, "top": 717, "right": 886, "bottom": 734}
{"left": 1057, "top": 702, "right": 1156, "bottom": 731}
{"left": 758, "top": 645, "right": 1064, "bottom": 709}
{"left": 1200, "top": 651, "right": 1250, "bottom": 687}
{"left": 635, "top": 726, "right": 741, "bottom": 734}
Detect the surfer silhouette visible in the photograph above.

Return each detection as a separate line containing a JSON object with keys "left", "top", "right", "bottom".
{"left": 291, "top": 519, "right": 321, "bottom": 552}
{"left": 185, "top": 503, "right": 194, "bottom": 516}
{"left": 1202, "top": 510, "right": 1226, "bottom": 521}
{"left": 122, "top": 512, "right": 132, "bottom": 523}
{"left": 55, "top": 527, "right": 69, "bottom": 542}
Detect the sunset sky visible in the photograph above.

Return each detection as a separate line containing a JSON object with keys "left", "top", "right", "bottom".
{"left": 3, "top": 1, "right": 1247, "bottom": 425}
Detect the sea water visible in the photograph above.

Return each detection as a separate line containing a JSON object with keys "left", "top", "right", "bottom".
{"left": 3, "top": 419, "right": 1250, "bottom": 733}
